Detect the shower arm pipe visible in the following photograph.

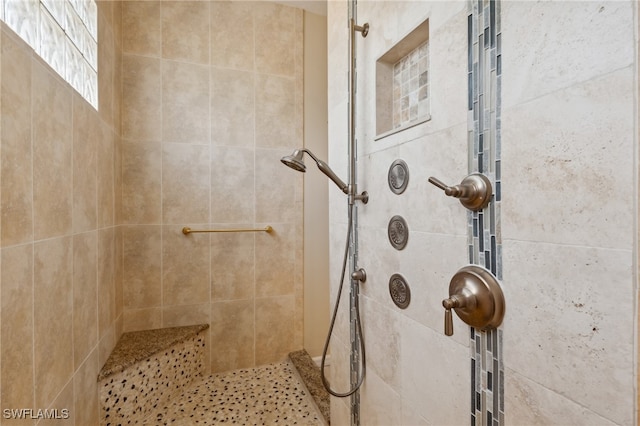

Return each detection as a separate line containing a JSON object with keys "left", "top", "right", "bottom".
{"left": 297, "top": 147, "right": 369, "bottom": 203}
{"left": 299, "top": 148, "right": 350, "bottom": 195}
{"left": 182, "top": 226, "right": 273, "bottom": 235}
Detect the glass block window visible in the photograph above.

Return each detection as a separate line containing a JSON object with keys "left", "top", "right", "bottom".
{"left": 1, "top": 0, "right": 98, "bottom": 109}
{"left": 392, "top": 41, "right": 429, "bottom": 129}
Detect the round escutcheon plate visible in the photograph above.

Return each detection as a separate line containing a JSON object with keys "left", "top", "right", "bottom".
{"left": 388, "top": 159, "right": 409, "bottom": 194}
{"left": 389, "top": 273, "right": 411, "bottom": 309}
{"left": 388, "top": 215, "right": 409, "bottom": 250}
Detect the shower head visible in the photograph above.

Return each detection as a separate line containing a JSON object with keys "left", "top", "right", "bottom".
{"left": 281, "top": 148, "right": 348, "bottom": 194}
{"left": 280, "top": 149, "right": 307, "bottom": 172}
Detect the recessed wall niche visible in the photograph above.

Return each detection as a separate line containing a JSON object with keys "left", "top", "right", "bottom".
{"left": 376, "top": 19, "right": 430, "bottom": 139}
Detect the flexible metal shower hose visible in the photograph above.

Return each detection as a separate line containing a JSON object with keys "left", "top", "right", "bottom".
{"left": 320, "top": 203, "right": 366, "bottom": 397}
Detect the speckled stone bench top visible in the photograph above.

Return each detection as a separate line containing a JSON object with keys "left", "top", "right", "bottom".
{"left": 97, "top": 324, "right": 209, "bottom": 381}
{"left": 288, "top": 349, "right": 330, "bottom": 424}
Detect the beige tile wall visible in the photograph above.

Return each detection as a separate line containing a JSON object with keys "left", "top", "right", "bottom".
{"left": 120, "top": 0, "right": 304, "bottom": 374}
{"left": 0, "top": 1, "right": 122, "bottom": 424}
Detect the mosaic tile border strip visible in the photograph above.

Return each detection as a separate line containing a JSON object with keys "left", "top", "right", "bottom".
{"left": 467, "top": 0, "right": 503, "bottom": 425}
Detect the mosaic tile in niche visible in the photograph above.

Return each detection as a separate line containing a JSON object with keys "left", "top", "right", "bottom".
{"left": 393, "top": 41, "right": 429, "bottom": 129}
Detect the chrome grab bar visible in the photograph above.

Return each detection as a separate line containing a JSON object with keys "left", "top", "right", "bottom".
{"left": 182, "top": 226, "right": 273, "bottom": 235}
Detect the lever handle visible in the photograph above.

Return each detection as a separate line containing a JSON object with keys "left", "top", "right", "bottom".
{"left": 443, "top": 298, "right": 455, "bottom": 336}
{"left": 428, "top": 177, "right": 464, "bottom": 198}
{"left": 428, "top": 173, "right": 492, "bottom": 212}
{"left": 428, "top": 177, "right": 449, "bottom": 192}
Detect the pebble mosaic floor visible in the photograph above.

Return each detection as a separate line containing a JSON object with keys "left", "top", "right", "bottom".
{"left": 142, "top": 361, "right": 326, "bottom": 425}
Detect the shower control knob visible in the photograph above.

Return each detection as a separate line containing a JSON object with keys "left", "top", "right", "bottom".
{"left": 428, "top": 173, "right": 492, "bottom": 211}
{"left": 351, "top": 268, "right": 367, "bottom": 283}
{"left": 442, "top": 265, "right": 505, "bottom": 336}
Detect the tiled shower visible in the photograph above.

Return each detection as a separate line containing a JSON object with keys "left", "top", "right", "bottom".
{"left": 0, "top": 0, "right": 638, "bottom": 425}
{"left": 0, "top": 1, "right": 307, "bottom": 423}
{"left": 119, "top": 1, "right": 305, "bottom": 373}
{"left": 328, "top": 0, "right": 638, "bottom": 425}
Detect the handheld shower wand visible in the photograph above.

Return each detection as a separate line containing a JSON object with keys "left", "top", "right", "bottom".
{"left": 281, "top": 148, "right": 368, "bottom": 203}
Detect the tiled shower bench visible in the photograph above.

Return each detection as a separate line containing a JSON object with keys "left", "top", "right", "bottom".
{"left": 97, "top": 324, "right": 209, "bottom": 425}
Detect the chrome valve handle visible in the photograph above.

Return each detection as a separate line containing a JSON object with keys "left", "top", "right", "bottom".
{"left": 428, "top": 173, "right": 492, "bottom": 211}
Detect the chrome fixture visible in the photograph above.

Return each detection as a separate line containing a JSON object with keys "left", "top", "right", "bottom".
{"left": 351, "top": 268, "right": 367, "bottom": 283}
{"left": 280, "top": 5, "right": 369, "bottom": 424}
{"left": 354, "top": 22, "right": 369, "bottom": 37}
{"left": 442, "top": 265, "right": 505, "bottom": 336}
{"left": 388, "top": 159, "right": 409, "bottom": 194}
{"left": 281, "top": 148, "right": 368, "bottom": 204}
{"left": 428, "top": 173, "right": 492, "bottom": 211}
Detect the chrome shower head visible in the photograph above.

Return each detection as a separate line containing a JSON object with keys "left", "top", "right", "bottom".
{"left": 280, "top": 149, "right": 306, "bottom": 172}
{"left": 281, "top": 148, "right": 348, "bottom": 194}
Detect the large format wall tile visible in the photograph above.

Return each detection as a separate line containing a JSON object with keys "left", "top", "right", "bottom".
{"left": 73, "top": 349, "right": 100, "bottom": 426}
{"left": 210, "top": 299, "right": 254, "bottom": 373}
{"left": 123, "top": 307, "right": 162, "bottom": 333}
{"left": 399, "top": 316, "right": 469, "bottom": 426}
{"left": 255, "top": 74, "right": 297, "bottom": 150}
{"left": 502, "top": 1, "right": 635, "bottom": 108}
{"left": 122, "top": 54, "right": 162, "bottom": 142}
{"left": 32, "top": 61, "right": 72, "bottom": 241}
{"left": 359, "top": 369, "right": 402, "bottom": 426}
{"left": 33, "top": 236, "right": 73, "bottom": 410}
{"left": 97, "top": 123, "right": 115, "bottom": 227}
{"left": 1, "top": 30, "right": 33, "bottom": 247}
{"left": 255, "top": 295, "right": 295, "bottom": 365}
{"left": 1, "top": 244, "right": 34, "bottom": 413}
{"left": 98, "top": 14, "right": 116, "bottom": 129}
{"left": 502, "top": 68, "right": 634, "bottom": 250}
{"left": 502, "top": 240, "right": 634, "bottom": 425}
{"left": 210, "top": 1, "right": 254, "bottom": 71}
{"left": 255, "top": 148, "right": 300, "bottom": 224}
{"left": 255, "top": 226, "right": 295, "bottom": 298}
{"left": 73, "top": 96, "right": 98, "bottom": 233}
{"left": 361, "top": 297, "right": 401, "bottom": 391}
{"left": 254, "top": 2, "right": 298, "bottom": 77}
{"left": 73, "top": 231, "right": 98, "bottom": 371}
{"left": 211, "top": 68, "right": 254, "bottom": 148}
{"left": 162, "top": 60, "right": 210, "bottom": 144}
{"left": 162, "top": 225, "right": 210, "bottom": 306}
{"left": 211, "top": 231, "right": 255, "bottom": 301}
{"left": 163, "top": 303, "right": 210, "bottom": 328}
{"left": 122, "top": 140, "right": 162, "bottom": 224}
{"left": 162, "top": 143, "right": 210, "bottom": 224}
{"left": 162, "top": 1, "right": 210, "bottom": 65}
{"left": 505, "top": 369, "right": 618, "bottom": 426}
{"left": 122, "top": 1, "right": 161, "bottom": 57}
{"left": 210, "top": 146, "right": 254, "bottom": 223}
{"left": 123, "top": 225, "right": 162, "bottom": 309}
